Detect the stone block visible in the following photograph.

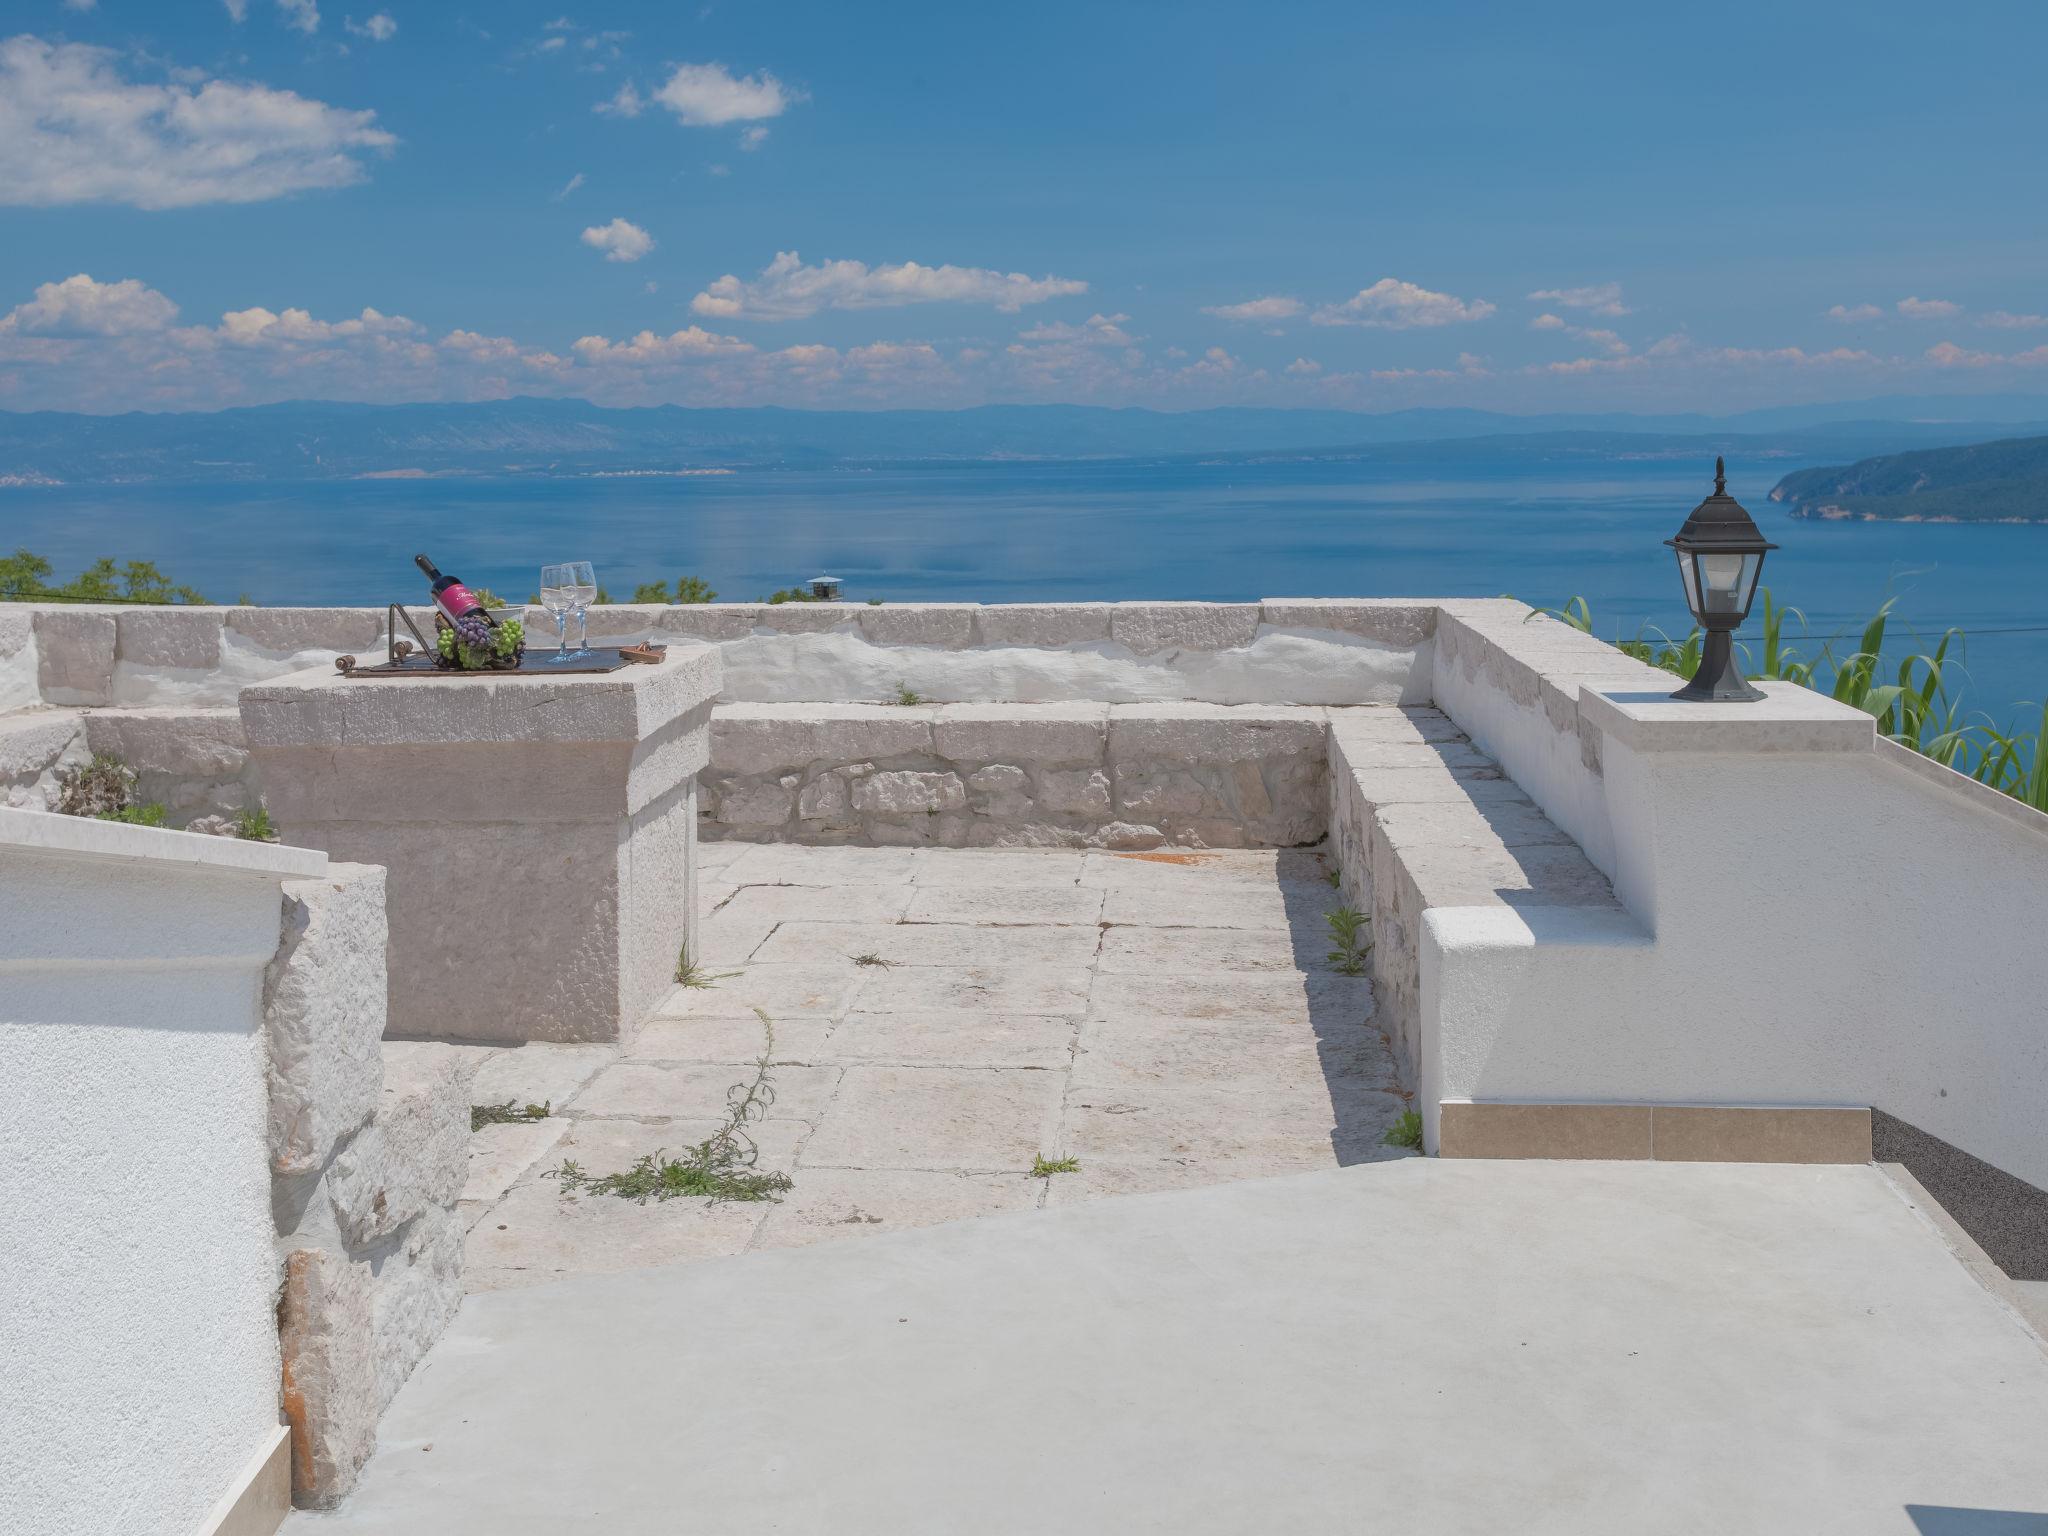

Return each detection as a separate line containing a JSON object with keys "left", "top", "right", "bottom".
{"left": 1259, "top": 599, "right": 1437, "bottom": 646}
{"left": 932, "top": 702, "right": 1108, "bottom": 764}
{"left": 745, "top": 602, "right": 858, "bottom": 635}
{"left": 82, "top": 707, "right": 248, "bottom": 781}
{"left": 1114, "top": 766, "right": 1213, "bottom": 819}
{"left": 972, "top": 603, "right": 1114, "bottom": 646}
{"left": 959, "top": 763, "right": 1023, "bottom": 817}
{"left": 227, "top": 607, "right": 387, "bottom": 656}
{"left": 717, "top": 779, "right": 796, "bottom": 826}
{"left": 851, "top": 769, "right": 966, "bottom": 816}
{"left": 0, "top": 710, "right": 83, "bottom": 800}
{"left": 114, "top": 607, "right": 223, "bottom": 671}
{"left": 33, "top": 608, "right": 116, "bottom": 705}
{"left": 576, "top": 604, "right": 669, "bottom": 643}
{"left": 656, "top": 605, "right": 757, "bottom": 642}
{"left": 1037, "top": 767, "right": 1112, "bottom": 818}
{"left": 711, "top": 704, "right": 935, "bottom": 776}
{"left": 797, "top": 772, "right": 855, "bottom": 827}
{"left": 858, "top": 604, "right": 978, "bottom": 647}
{"left": 1110, "top": 602, "right": 1261, "bottom": 655}
{"left": 322, "top": 1043, "right": 478, "bottom": 1248}
{"left": 277, "top": 1247, "right": 379, "bottom": 1509}
{"left": 264, "top": 864, "right": 389, "bottom": 1178}
{"left": 1107, "top": 703, "right": 1328, "bottom": 761}
{"left": 799, "top": 1063, "right": 1065, "bottom": 1171}
{"left": 367, "top": 1201, "right": 465, "bottom": 1412}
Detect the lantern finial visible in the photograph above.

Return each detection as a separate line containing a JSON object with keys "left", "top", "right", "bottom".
{"left": 1714, "top": 455, "right": 1726, "bottom": 495}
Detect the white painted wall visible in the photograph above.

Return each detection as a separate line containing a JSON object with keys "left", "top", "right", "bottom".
{"left": 1421, "top": 659, "right": 2048, "bottom": 1190}
{"left": 0, "top": 810, "right": 327, "bottom": 1536}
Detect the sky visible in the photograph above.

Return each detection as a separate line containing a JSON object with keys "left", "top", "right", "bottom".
{"left": 4, "top": 0, "right": 2048, "bottom": 416}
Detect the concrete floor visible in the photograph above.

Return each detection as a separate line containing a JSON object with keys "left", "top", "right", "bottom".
{"left": 291, "top": 1159, "right": 2048, "bottom": 1535}
{"left": 458, "top": 844, "right": 1411, "bottom": 1290}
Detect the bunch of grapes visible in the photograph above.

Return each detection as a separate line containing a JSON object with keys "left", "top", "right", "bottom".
{"left": 454, "top": 613, "right": 494, "bottom": 654}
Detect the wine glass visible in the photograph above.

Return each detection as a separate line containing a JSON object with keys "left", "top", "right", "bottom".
{"left": 566, "top": 561, "right": 597, "bottom": 656}
{"left": 539, "top": 564, "right": 572, "bottom": 662}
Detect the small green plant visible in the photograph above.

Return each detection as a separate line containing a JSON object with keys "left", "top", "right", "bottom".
{"left": 1382, "top": 1110, "right": 1423, "bottom": 1149}
{"left": 851, "top": 951, "right": 894, "bottom": 968}
{"left": 234, "top": 806, "right": 279, "bottom": 842}
{"left": 472, "top": 1100, "right": 551, "bottom": 1130}
{"left": 632, "top": 580, "right": 671, "bottom": 603}
{"left": 550, "top": 1010, "right": 792, "bottom": 1204}
{"left": 56, "top": 753, "right": 137, "bottom": 818}
{"left": 865, "top": 597, "right": 884, "bottom": 606}
{"left": 1325, "top": 867, "right": 1342, "bottom": 889}
{"left": 1326, "top": 906, "right": 1372, "bottom": 976}
{"left": 471, "top": 587, "right": 510, "bottom": 609}
{"left": 99, "top": 802, "right": 168, "bottom": 827}
{"left": 893, "top": 682, "right": 926, "bottom": 706}
{"left": 675, "top": 576, "right": 717, "bottom": 604}
{"left": 1031, "top": 1154, "right": 1081, "bottom": 1177}
{"left": 764, "top": 586, "right": 823, "bottom": 604}
{"left": 674, "top": 944, "right": 739, "bottom": 988}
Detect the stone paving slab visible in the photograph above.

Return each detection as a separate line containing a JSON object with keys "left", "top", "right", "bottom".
{"left": 460, "top": 843, "right": 1402, "bottom": 1292}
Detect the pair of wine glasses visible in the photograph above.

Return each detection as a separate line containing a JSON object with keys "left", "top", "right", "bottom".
{"left": 537, "top": 562, "right": 598, "bottom": 660}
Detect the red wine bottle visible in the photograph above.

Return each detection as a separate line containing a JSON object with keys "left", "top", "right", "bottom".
{"left": 415, "top": 554, "right": 491, "bottom": 626}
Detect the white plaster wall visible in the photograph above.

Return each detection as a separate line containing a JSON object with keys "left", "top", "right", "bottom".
{"left": 0, "top": 812, "right": 325, "bottom": 1536}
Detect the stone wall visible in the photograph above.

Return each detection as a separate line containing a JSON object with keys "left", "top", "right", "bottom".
{"left": 263, "top": 864, "right": 476, "bottom": 1508}
{"left": 703, "top": 702, "right": 1332, "bottom": 849}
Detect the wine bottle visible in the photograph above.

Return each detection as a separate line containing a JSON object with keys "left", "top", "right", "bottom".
{"left": 414, "top": 554, "right": 492, "bottom": 626}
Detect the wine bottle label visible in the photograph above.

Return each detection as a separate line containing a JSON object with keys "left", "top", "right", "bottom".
{"left": 435, "top": 581, "right": 482, "bottom": 620}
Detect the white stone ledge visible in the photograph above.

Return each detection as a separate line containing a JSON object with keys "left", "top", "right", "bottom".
{"left": 1872, "top": 734, "right": 2048, "bottom": 842}
{"left": 1580, "top": 683, "right": 1875, "bottom": 755}
{"left": 0, "top": 802, "right": 325, "bottom": 879}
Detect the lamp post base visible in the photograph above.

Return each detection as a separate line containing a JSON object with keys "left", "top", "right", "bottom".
{"left": 1669, "top": 628, "right": 1765, "bottom": 703}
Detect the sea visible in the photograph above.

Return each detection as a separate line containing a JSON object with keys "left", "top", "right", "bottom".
{"left": 5, "top": 454, "right": 2044, "bottom": 731}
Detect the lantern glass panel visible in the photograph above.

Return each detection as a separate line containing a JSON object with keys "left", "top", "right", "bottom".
{"left": 1676, "top": 550, "right": 1701, "bottom": 616}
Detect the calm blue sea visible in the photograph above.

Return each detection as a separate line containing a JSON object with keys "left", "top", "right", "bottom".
{"left": 6, "top": 455, "right": 2044, "bottom": 730}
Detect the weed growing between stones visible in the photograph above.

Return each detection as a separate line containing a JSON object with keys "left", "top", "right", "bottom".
{"left": 472, "top": 1100, "right": 550, "bottom": 1131}
{"left": 675, "top": 944, "right": 740, "bottom": 988}
{"left": 892, "top": 682, "right": 927, "bottom": 706}
{"left": 56, "top": 753, "right": 137, "bottom": 818}
{"left": 99, "top": 802, "right": 168, "bottom": 827}
{"left": 851, "top": 951, "right": 894, "bottom": 968}
{"left": 1326, "top": 907, "right": 1372, "bottom": 975}
{"left": 1325, "top": 867, "right": 1342, "bottom": 888}
{"left": 1031, "top": 1154, "right": 1081, "bottom": 1177}
{"left": 1382, "top": 1110, "right": 1424, "bottom": 1150}
{"left": 550, "top": 1009, "right": 793, "bottom": 1204}
{"left": 234, "top": 806, "right": 279, "bottom": 842}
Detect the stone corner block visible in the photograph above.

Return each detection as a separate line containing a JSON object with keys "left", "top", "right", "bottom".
{"left": 265, "top": 862, "right": 390, "bottom": 1178}
{"left": 856, "top": 603, "right": 979, "bottom": 648}
{"left": 33, "top": 608, "right": 116, "bottom": 704}
{"left": 278, "top": 1246, "right": 378, "bottom": 1509}
{"left": 322, "top": 1041, "right": 478, "bottom": 1250}
{"left": 1258, "top": 599, "right": 1437, "bottom": 647}
{"left": 1110, "top": 602, "right": 1262, "bottom": 655}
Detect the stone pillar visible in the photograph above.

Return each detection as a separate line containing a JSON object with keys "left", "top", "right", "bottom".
{"left": 242, "top": 646, "right": 720, "bottom": 1044}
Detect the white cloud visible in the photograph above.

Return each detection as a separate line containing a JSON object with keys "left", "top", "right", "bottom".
{"left": 1980, "top": 311, "right": 2048, "bottom": 330}
{"left": 1015, "top": 313, "right": 1133, "bottom": 345}
{"left": 1825, "top": 303, "right": 1885, "bottom": 323}
{"left": 571, "top": 326, "right": 755, "bottom": 365}
{"left": 346, "top": 13, "right": 397, "bottom": 41}
{"left": 0, "top": 37, "right": 395, "bottom": 209}
{"left": 278, "top": 0, "right": 321, "bottom": 33}
{"left": 581, "top": 217, "right": 654, "bottom": 262}
{"left": 1284, "top": 357, "right": 1321, "bottom": 375}
{"left": 1529, "top": 313, "right": 1566, "bottom": 330}
{"left": 1527, "top": 282, "right": 1629, "bottom": 317}
{"left": 739, "top": 125, "right": 769, "bottom": 150}
{"left": 594, "top": 82, "right": 643, "bottom": 117}
{"left": 653, "top": 62, "right": 799, "bottom": 126}
{"left": 1311, "top": 278, "right": 1494, "bottom": 329}
{"left": 223, "top": 0, "right": 248, "bottom": 18}
{"left": 0, "top": 274, "right": 178, "bottom": 336}
{"left": 217, "top": 304, "right": 418, "bottom": 345}
{"left": 1926, "top": 340, "right": 2048, "bottom": 369}
{"left": 1897, "top": 296, "right": 1961, "bottom": 320}
{"left": 553, "top": 171, "right": 585, "bottom": 200}
{"left": 1201, "top": 295, "right": 1303, "bottom": 323}
{"left": 691, "top": 251, "right": 1086, "bottom": 320}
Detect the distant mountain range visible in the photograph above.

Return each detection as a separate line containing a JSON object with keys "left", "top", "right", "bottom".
{"left": 4, "top": 394, "right": 2048, "bottom": 485}
{"left": 1769, "top": 435, "right": 2048, "bottom": 523}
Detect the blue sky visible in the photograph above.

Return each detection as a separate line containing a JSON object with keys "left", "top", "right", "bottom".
{"left": 4, "top": 0, "right": 2048, "bottom": 414}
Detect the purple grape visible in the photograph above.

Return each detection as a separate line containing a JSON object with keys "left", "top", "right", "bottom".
{"left": 454, "top": 614, "right": 493, "bottom": 654}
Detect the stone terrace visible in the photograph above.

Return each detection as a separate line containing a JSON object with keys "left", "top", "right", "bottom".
{"left": 457, "top": 843, "right": 1408, "bottom": 1288}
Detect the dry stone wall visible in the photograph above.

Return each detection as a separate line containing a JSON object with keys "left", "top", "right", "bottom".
{"left": 704, "top": 702, "right": 1334, "bottom": 849}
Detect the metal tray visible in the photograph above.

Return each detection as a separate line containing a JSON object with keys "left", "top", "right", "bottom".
{"left": 340, "top": 648, "right": 641, "bottom": 678}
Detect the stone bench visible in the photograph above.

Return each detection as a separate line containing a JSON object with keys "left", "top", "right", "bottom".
{"left": 1323, "top": 706, "right": 1622, "bottom": 1087}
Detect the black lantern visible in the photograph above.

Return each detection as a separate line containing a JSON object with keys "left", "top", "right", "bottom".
{"left": 1665, "top": 457, "right": 1777, "bottom": 702}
